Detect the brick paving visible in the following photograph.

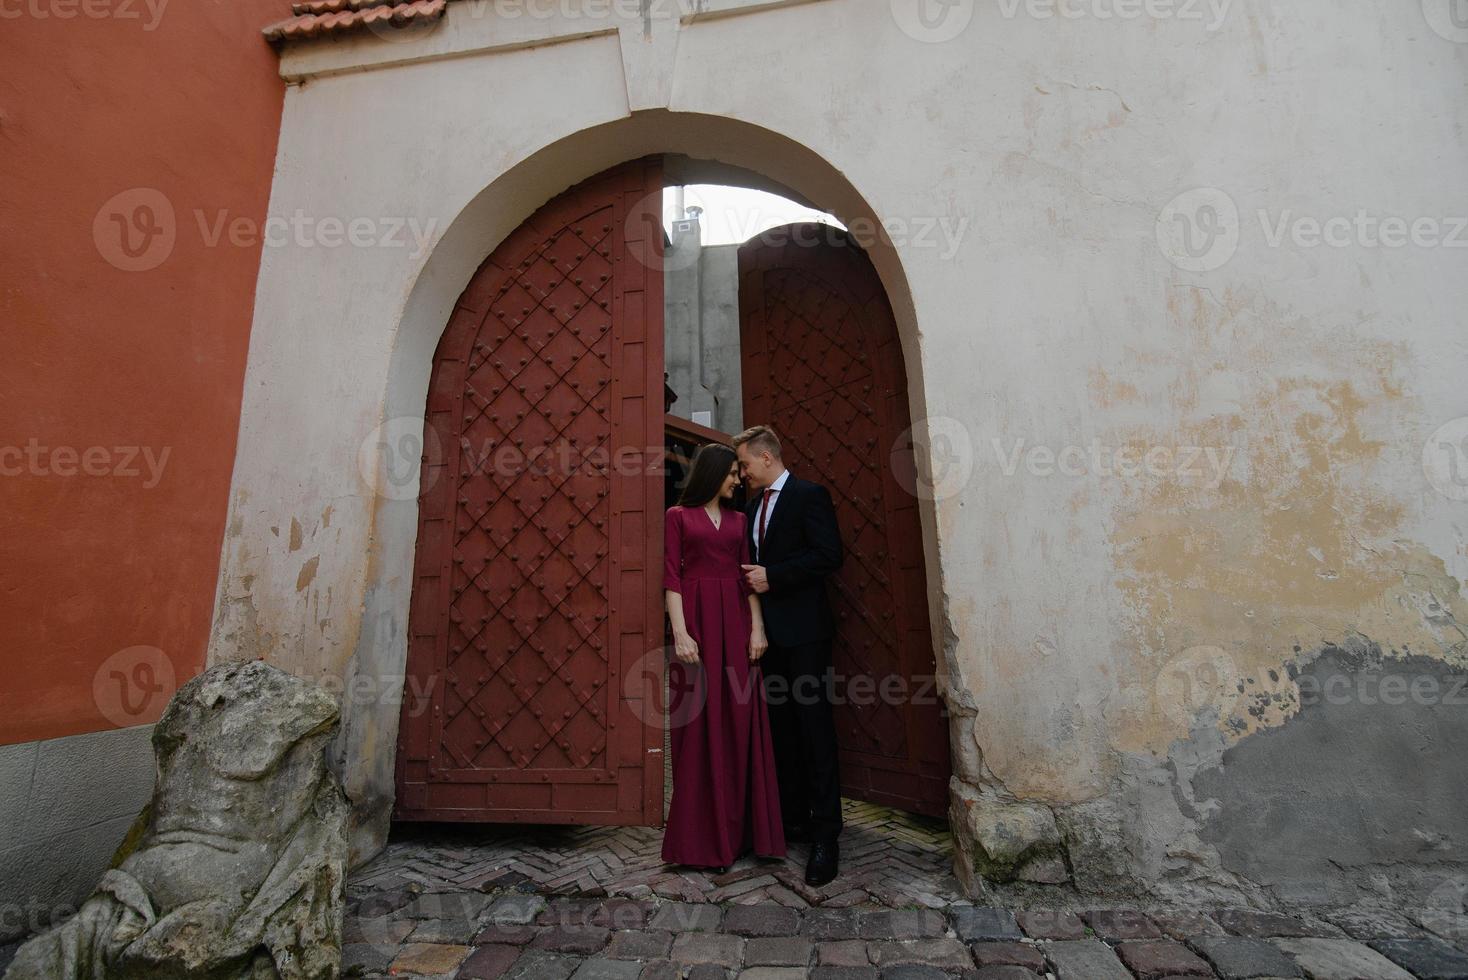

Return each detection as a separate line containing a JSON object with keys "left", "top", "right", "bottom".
{"left": 339, "top": 799, "right": 1468, "bottom": 979}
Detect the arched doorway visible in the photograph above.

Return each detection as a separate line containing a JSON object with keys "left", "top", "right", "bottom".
{"left": 394, "top": 158, "right": 951, "bottom": 829}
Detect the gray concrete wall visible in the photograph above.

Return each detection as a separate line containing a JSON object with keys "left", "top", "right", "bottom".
{"left": 0, "top": 726, "right": 154, "bottom": 942}
{"left": 663, "top": 217, "right": 743, "bottom": 434}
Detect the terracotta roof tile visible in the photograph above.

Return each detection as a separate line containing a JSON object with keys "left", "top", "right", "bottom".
{"left": 263, "top": 0, "right": 447, "bottom": 44}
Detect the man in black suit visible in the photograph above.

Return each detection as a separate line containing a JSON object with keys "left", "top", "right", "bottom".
{"left": 733, "top": 424, "right": 844, "bottom": 886}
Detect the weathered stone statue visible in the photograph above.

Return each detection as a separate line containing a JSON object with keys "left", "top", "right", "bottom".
{"left": 6, "top": 660, "right": 350, "bottom": 980}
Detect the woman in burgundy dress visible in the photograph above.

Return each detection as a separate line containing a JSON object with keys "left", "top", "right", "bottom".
{"left": 662, "top": 444, "right": 786, "bottom": 871}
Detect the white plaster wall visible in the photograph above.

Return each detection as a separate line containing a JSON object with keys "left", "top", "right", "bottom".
{"left": 214, "top": 0, "right": 1468, "bottom": 894}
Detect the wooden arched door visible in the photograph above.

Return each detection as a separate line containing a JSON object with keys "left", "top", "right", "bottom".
{"left": 738, "top": 225, "right": 950, "bottom": 817}
{"left": 395, "top": 158, "right": 666, "bottom": 825}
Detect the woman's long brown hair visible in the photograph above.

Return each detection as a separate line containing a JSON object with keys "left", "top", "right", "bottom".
{"left": 677, "top": 443, "right": 738, "bottom": 508}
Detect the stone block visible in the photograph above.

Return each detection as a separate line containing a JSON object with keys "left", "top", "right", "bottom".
{"left": 1115, "top": 940, "right": 1213, "bottom": 978}
{"left": 1085, "top": 909, "right": 1163, "bottom": 941}
{"left": 390, "top": 942, "right": 474, "bottom": 975}
{"left": 869, "top": 938, "right": 972, "bottom": 968}
{"left": 569, "top": 958, "right": 645, "bottom": 980}
{"left": 651, "top": 902, "right": 722, "bottom": 933}
{"left": 810, "top": 968, "right": 878, "bottom": 980}
{"left": 458, "top": 943, "right": 525, "bottom": 979}
{"left": 1153, "top": 911, "right": 1226, "bottom": 940}
{"left": 1042, "top": 940, "right": 1133, "bottom": 980}
{"left": 506, "top": 950, "right": 582, "bottom": 980}
{"left": 487, "top": 893, "right": 549, "bottom": 926}
{"left": 724, "top": 905, "right": 801, "bottom": 937}
{"left": 1191, "top": 936, "right": 1305, "bottom": 978}
{"left": 818, "top": 939, "right": 872, "bottom": 966}
{"left": 1273, "top": 938, "right": 1415, "bottom": 980}
{"left": 604, "top": 929, "right": 674, "bottom": 959}
{"left": 744, "top": 936, "right": 813, "bottom": 966}
{"left": 1369, "top": 937, "right": 1468, "bottom": 979}
{"left": 952, "top": 907, "right": 1023, "bottom": 941}
{"left": 671, "top": 931, "right": 745, "bottom": 968}
{"left": 1015, "top": 910, "right": 1086, "bottom": 940}
{"left": 968, "top": 940, "right": 1044, "bottom": 971}
{"left": 1215, "top": 909, "right": 1332, "bottom": 938}
{"left": 860, "top": 909, "right": 947, "bottom": 940}
{"left": 803, "top": 908, "right": 864, "bottom": 940}
{"left": 533, "top": 924, "right": 612, "bottom": 954}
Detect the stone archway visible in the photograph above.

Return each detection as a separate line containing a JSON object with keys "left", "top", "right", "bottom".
{"left": 333, "top": 111, "right": 954, "bottom": 859}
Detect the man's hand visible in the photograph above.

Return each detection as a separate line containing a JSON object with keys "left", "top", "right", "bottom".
{"left": 741, "top": 564, "right": 770, "bottom": 594}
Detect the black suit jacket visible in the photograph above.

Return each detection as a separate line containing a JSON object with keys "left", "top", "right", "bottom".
{"left": 745, "top": 474, "right": 843, "bottom": 647}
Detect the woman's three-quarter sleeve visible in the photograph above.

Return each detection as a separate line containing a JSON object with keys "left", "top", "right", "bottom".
{"left": 737, "top": 512, "right": 753, "bottom": 598}
{"left": 663, "top": 507, "right": 683, "bottom": 593}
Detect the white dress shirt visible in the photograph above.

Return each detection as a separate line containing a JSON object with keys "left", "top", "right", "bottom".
{"left": 753, "top": 469, "right": 790, "bottom": 561}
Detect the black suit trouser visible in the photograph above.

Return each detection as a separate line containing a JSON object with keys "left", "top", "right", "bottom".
{"left": 761, "top": 637, "right": 843, "bottom": 844}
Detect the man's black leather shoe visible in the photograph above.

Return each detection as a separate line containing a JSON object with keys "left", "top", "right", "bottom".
{"left": 805, "top": 840, "right": 839, "bottom": 886}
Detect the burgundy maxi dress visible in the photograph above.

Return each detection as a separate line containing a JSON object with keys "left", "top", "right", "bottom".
{"left": 661, "top": 505, "right": 786, "bottom": 868}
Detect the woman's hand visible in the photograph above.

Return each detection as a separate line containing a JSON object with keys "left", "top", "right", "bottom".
{"left": 673, "top": 630, "right": 700, "bottom": 664}
{"left": 749, "top": 627, "right": 768, "bottom": 663}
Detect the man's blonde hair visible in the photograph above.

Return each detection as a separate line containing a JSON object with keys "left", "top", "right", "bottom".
{"left": 732, "top": 425, "right": 782, "bottom": 459}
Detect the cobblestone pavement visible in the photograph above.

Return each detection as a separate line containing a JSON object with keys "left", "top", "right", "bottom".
{"left": 342, "top": 799, "right": 1468, "bottom": 980}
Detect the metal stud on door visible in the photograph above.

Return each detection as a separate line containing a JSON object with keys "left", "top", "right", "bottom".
{"left": 396, "top": 158, "right": 665, "bottom": 825}
{"left": 739, "top": 225, "right": 950, "bottom": 817}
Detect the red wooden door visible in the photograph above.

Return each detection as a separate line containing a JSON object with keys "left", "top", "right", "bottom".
{"left": 395, "top": 158, "right": 666, "bottom": 825}
{"left": 738, "top": 225, "right": 950, "bottom": 817}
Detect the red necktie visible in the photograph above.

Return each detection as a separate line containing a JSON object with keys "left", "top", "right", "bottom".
{"left": 757, "top": 488, "right": 774, "bottom": 554}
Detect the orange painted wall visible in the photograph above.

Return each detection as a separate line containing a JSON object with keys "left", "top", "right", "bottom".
{"left": 0, "top": 0, "right": 287, "bottom": 743}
